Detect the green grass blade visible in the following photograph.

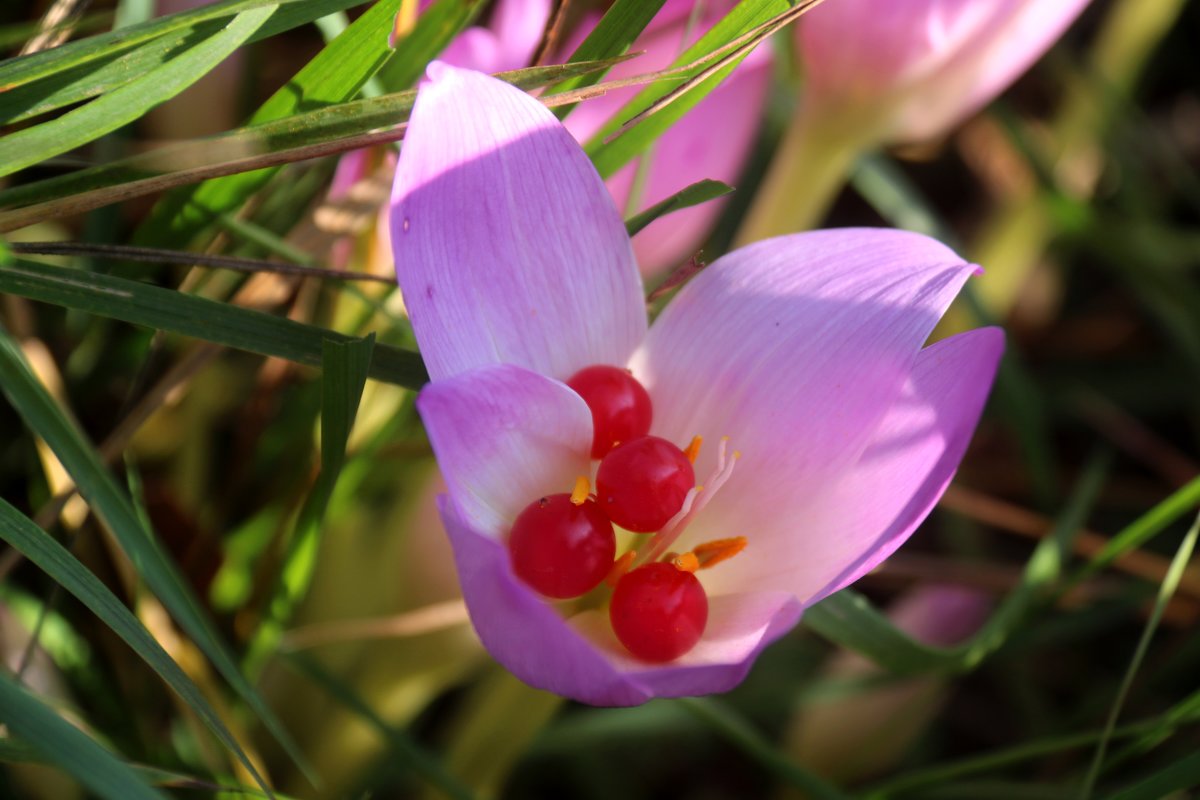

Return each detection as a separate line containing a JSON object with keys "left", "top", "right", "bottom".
{"left": 282, "top": 651, "right": 477, "bottom": 800}
{"left": 805, "top": 452, "right": 1110, "bottom": 675}
{"left": 1078, "top": 511, "right": 1199, "bottom": 798}
{"left": 0, "top": 497, "right": 274, "bottom": 797}
{"left": 550, "top": 0, "right": 668, "bottom": 109}
{"left": 1106, "top": 751, "right": 1200, "bottom": 800}
{"left": 374, "top": 0, "right": 487, "bottom": 90}
{"left": 677, "top": 698, "right": 851, "bottom": 800}
{"left": 585, "top": 0, "right": 793, "bottom": 179}
{"left": 0, "top": 0, "right": 340, "bottom": 90}
{"left": 0, "top": 672, "right": 168, "bottom": 800}
{"left": 136, "top": 0, "right": 482, "bottom": 250}
{"left": 0, "top": 59, "right": 621, "bottom": 221}
{"left": 0, "top": 0, "right": 373, "bottom": 124}
{"left": 624, "top": 178, "right": 733, "bottom": 236}
{"left": 0, "top": 6, "right": 276, "bottom": 179}
{"left": 0, "top": 258, "right": 428, "bottom": 388}
{"left": 0, "top": 323, "right": 313, "bottom": 783}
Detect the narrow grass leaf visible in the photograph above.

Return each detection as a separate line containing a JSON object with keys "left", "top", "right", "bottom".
{"left": 0, "top": 324, "right": 312, "bottom": 783}
{"left": 550, "top": 0, "right": 668, "bottom": 110}
{"left": 0, "top": 6, "right": 276, "bottom": 178}
{"left": 625, "top": 178, "right": 733, "bottom": 236}
{"left": 282, "top": 651, "right": 477, "bottom": 800}
{"left": 0, "top": 258, "right": 428, "bottom": 387}
{"left": 1106, "top": 751, "right": 1200, "bottom": 800}
{"left": 0, "top": 497, "right": 274, "bottom": 797}
{"left": 0, "top": 0, "right": 372, "bottom": 124}
{"left": 0, "top": 672, "right": 168, "bottom": 800}
{"left": 1079, "top": 511, "right": 1199, "bottom": 798}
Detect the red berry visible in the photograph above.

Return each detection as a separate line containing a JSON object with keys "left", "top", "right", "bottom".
{"left": 595, "top": 436, "right": 694, "bottom": 533}
{"left": 566, "top": 365, "right": 653, "bottom": 459}
{"left": 610, "top": 563, "right": 708, "bottom": 662}
{"left": 509, "top": 495, "right": 615, "bottom": 599}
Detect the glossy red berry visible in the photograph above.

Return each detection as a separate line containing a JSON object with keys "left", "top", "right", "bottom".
{"left": 595, "top": 436, "right": 694, "bottom": 533}
{"left": 509, "top": 494, "right": 615, "bottom": 599}
{"left": 609, "top": 563, "right": 708, "bottom": 662}
{"left": 566, "top": 365, "right": 653, "bottom": 459}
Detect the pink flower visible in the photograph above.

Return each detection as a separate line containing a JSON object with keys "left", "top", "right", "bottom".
{"left": 797, "top": 0, "right": 1093, "bottom": 144}
{"left": 389, "top": 64, "right": 1003, "bottom": 706}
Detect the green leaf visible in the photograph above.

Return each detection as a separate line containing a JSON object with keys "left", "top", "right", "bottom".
{"left": 550, "top": 0, "right": 668, "bottom": 110}
{"left": 0, "top": 60, "right": 622, "bottom": 222}
{"left": 624, "top": 179, "right": 733, "bottom": 236}
{"left": 136, "top": 0, "right": 483, "bottom": 250}
{"left": 0, "top": 672, "right": 168, "bottom": 800}
{"left": 585, "top": 0, "right": 794, "bottom": 179}
{"left": 1080, "top": 511, "right": 1199, "bottom": 797}
{"left": 805, "top": 452, "right": 1110, "bottom": 675}
{"left": 0, "top": 258, "right": 427, "bottom": 388}
{"left": 0, "top": 0, "right": 375, "bottom": 124}
{"left": 0, "top": 497, "right": 274, "bottom": 797}
{"left": 1107, "top": 751, "right": 1200, "bottom": 800}
{"left": 0, "top": 323, "right": 312, "bottom": 783}
{"left": 0, "top": 6, "right": 276, "bottom": 179}
{"left": 283, "top": 652, "right": 477, "bottom": 800}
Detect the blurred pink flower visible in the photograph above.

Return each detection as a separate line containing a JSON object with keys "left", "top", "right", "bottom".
{"left": 796, "top": 0, "right": 1093, "bottom": 144}
{"left": 388, "top": 64, "right": 1003, "bottom": 705}
{"left": 332, "top": 0, "right": 769, "bottom": 276}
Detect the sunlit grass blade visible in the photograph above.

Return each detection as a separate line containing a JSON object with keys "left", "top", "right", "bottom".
{"left": 0, "top": 0, "right": 374, "bottom": 124}
{"left": 549, "top": 0, "right": 668, "bottom": 109}
{"left": 0, "top": 324, "right": 313, "bottom": 783}
{"left": 0, "top": 497, "right": 274, "bottom": 797}
{"left": 0, "top": 258, "right": 428, "bottom": 387}
{"left": 1078, "top": 511, "right": 1199, "bottom": 798}
{"left": 624, "top": 178, "right": 733, "bottom": 236}
{"left": 0, "top": 5, "right": 276, "bottom": 179}
{"left": 0, "top": 671, "right": 168, "bottom": 800}
{"left": 282, "top": 651, "right": 477, "bottom": 800}
{"left": 136, "top": 0, "right": 484, "bottom": 251}
{"left": 0, "top": 59, "right": 622, "bottom": 220}
{"left": 804, "top": 452, "right": 1109, "bottom": 675}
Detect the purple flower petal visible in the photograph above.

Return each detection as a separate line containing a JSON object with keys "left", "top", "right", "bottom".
{"left": 391, "top": 64, "right": 645, "bottom": 382}
{"left": 416, "top": 364, "right": 592, "bottom": 536}
{"left": 637, "top": 228, "right": 978, "bottom": 515}
{"left": 699, "top": 327, "right": 1004, "bottom": 603}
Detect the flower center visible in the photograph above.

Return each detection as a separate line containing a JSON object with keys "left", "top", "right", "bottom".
{"left": 566, "top": 364, "right": 653, "bottom": 458}
{"left": 506, "top": 364, "right": 744, "bottom": 663}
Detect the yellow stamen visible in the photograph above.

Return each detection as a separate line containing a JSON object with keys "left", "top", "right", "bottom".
{"left": 693, "top": 536, "right": 748, "bottom": 569}
{"left": 672, "top": 552, "right": 700, "bottom": 573}
{"left": 605, "top": 552, "right": 635, "bottom": 586}
{"left": 570, "top": 475, "right": 590, "bottom": 506}
{"left": 684, "top": 435, "right": 703, "bottom": 464}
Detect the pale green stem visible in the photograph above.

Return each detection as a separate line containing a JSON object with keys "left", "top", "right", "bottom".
{"left": 735, "top": 105, "right": 872, "bottom": 246}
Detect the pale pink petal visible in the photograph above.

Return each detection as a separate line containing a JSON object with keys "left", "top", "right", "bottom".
{"left": 701, "top": 327, "right": 1004, "bottom": 603}
{"left": 799, "top": 0, "right": 1092, "bottom": 143}
{"left": 437, "top": 27, "right": 504, "bottom": 73}
{"left": 440, "top": 495, "right": 802, "bottom": 705}
{"left": 635, "top": 228, "right": 978, "bottom": 518}
{"left": 416, "top": 364, "right": 592, "bottom": 537}
{"left": 889, "top": 585, "right": 993, "bottom": 646}
{"left": 490, "top": 0, "right": 553, "bottom": 69}
{"left": 391, "top": 64, "right": 645, "bottom": 381}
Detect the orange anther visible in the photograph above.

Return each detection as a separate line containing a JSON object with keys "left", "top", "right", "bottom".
{"left": 605, "top": 552, "right": 636, "bottom": 586}
{"left": 684, "top": 435, "right": 703, "bottom": 464}
{"left": 570, "top": 475, "right": 590, "bottom": 506}
{"left": 693, "top": 536, "right": 748, "bottom": 569}
{"left": 672, "top": 552, "right": 700, "bottom": 573}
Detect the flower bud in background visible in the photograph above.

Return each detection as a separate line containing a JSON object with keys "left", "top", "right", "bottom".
{"left": 739, "top": 0, "right": 1092, "bottom": 242}
{"left": 781, "top": 586, "right": 993, "bottom": 786}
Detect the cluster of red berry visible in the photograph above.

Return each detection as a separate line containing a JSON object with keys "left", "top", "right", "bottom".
{"left": 507, "top": 365, "right": 708, "bottom": 663}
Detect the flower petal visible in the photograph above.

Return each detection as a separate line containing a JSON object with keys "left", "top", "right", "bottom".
{"left": 440, "top": 495, "right": 803, "bottom": 706}
{"left": 416, "top": 364, "right": 592, "bottom": 537}
{"left": 701, "top": 327, "right": 1004, "bottom": 602}
{"left": 391, "top": 64, "right": 645, "bottom": 381}
{"left": 637, "top": 228, "right": 978, "bottom": 505}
